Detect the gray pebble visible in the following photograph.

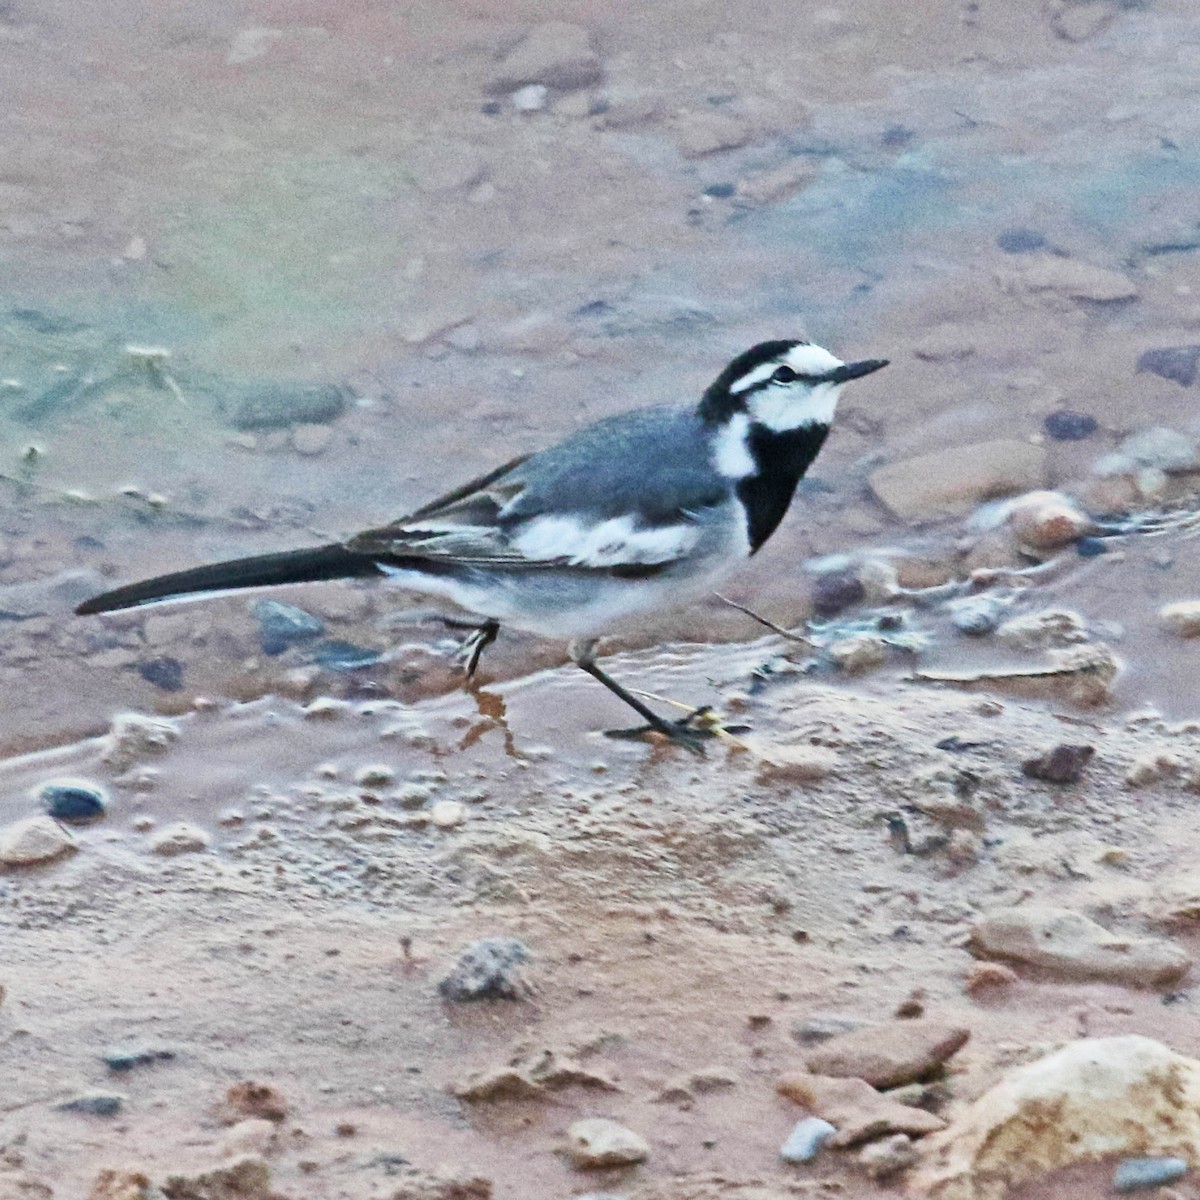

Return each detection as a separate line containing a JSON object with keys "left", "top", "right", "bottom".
{"left": 950, "top": 596, "right": 1004, "bottom": 637}
{"left": 780, "top": 1116, "right": 837, "bottom": 1163}
{"left": 1112, "top": 1157, "right": 1188, "bottom": 1193}
{"left": 438, "top": 937, "right": 530, "bottom": 1001}
{"left": 1135, "top": 345, "right": 1200, "bottom": 388}
{"left": 103, "top": 1045, "right": 175, "bottom": 1072}
{"left": 56, "top": 1091, "right": 123, "bottom": 1116}
{"left": 252, "top": 599, "right": 325, "bottom": 655}
{"left": 226, "top": 382, "right": 347, "bottom": 431}
{"left": 310, "top": 640, "right": 382, "bottom": 670}
{"left": 792, "top": 1014, "right": 869, "bottom": 1044}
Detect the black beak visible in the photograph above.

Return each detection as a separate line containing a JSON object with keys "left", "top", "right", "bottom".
{"left": 822, "top": 358, "right": 889, "bottom": 384}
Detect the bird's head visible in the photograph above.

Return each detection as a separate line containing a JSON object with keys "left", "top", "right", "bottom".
{"left": 697, "top": 339, "right": 888, "bottom": 432}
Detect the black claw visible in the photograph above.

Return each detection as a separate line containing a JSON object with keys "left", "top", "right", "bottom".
{"left": 602, "top": 712, "right": 714, "bottom": 754}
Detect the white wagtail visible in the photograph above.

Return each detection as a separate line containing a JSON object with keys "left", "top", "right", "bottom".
{"left": 76, "top": 340, "right": 887, "bottom": 748}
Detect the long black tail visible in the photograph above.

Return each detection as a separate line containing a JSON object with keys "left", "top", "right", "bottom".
{"left": 74, "top": 544, "right": 384, "bottom": 616}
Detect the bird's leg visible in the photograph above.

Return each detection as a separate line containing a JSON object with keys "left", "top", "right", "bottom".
{"left": 569, "top": 639, "right": 710, "bottom": 754}
{"left": 443, "top": 616, "right": 500, "bottom": 678}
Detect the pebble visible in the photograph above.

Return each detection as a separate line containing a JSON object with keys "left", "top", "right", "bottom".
{"left": 226, "top": 382, "right": 347, "bottom": 431}
{"left": 804, "top": 1019, "right": 970, "bottom": 1089}
{"left": 1042, "top": 410, "right": 1098, "bottom": 441}
{"left": 828, "top": 633, "right": 888, "bottom": 674}
{"left": 431, "top": 800, "right": 466, "bottom": 829}
{"left": 39, "top": 780, "right": 106, "bottom": 823}
{"left": 950, "top": 596, "right": 1005, "bottom": 637}
{"left": 1022, "top": 743, "right": 1094, "bottom": 784}
{"left": 103, "top": 1045, "right": 175, "bottom": 1072}
{"left": 1003, "top": 255, "right": 1139, "bottom": 303}
{"left": 565, "top": 1118, "right": 650, "bottom": 1168}
{"left": 310, "top": 640, "right": 382, "bottom": 670}
{"left": 353, "top": 764, "right": 395, "bottom": 789}
{"left": 1077, "top": 536, "right": 1107, "bottom": 557}
{"left": 162, "top": 1157, "right": 272, "bottom": 1200}
{"left": 57, "top": 1091, "right": 124, "bottom": 1116}
{"left": 995, "top": 608, "right": 1087, "bottom": 650}
{"left": 1112, "top": 1157, "right": 1189, "bottom": 1193}
{"left": 438, "top": 937, "right": 531, "bottom": 1001}
{"left": 487, "top": 21, "right": 602, "bottom": 91}
{"left": 870, "top": 440, "right": 1046, "bottom": 521}
{"left": 963, "top": 962, "right": 1019, "bottom": 995}
{"left": 779, "top": 1116, "right": 837, "bottom": 1163}
{"left": 970, "top": 906, "right": 1190, "bottom": 988}
{"left": 1160, "top": 600, "right": 1200, "bottom": 638}
{"left": 102, "top": 712, "right": 180, "bottom": 772}
{"left": 290, "top": 423, "right": 333, "bottom": 455}
{"left": 1004, "top": 490, "right": 1092, "bottom": 549}
{"left": 912, "top": 325, "right": 976, "bottom": 362}
{"left": 776, "top": 1073, "right": 946, "bottom": 1143}
{"left": 252, "top": 599, "right": 325, "bottom": 655}
{"left": 996, "top": 228, "right": 1047, "bottom": 254}
{"left": 149, "top": 822, "right": 210, "bottom": 856}
{"left": 858, "top": 1133, "right": 919, "bottom": 1179}
{"left": 137, "top": 656, "right": 184, "bottom": 692}
{"left": 0, "top": 815, "right": 76, "bottom": 865}
{"left": 0, "top": 568, "right": 108, "bottom": 619}
{"left": 220, "top": 1118, "right": 278, "bottom": 1159}
{"left": 1135, "top": 345, "right": 1200, "bottom": 387}
{"left": 88, "top": 1168, "right": 153, "bottom": 1199}
{"left": 511, "top": 84, "right": 547, "bottom": 112}
{"left": 1119, "top": 426, "right": 1198, "bottom": 473}
{"left": 224, "top": 1080, "right": 289, "bottom": 1123}
{"left": 792, "top": 1014, "right": 869, "bottom": 1045}
{"left": 810, "top": 570, "right": 866, "bottom": 617}
{"left": 671, "top": 110, "right": 750, "bottom": 157}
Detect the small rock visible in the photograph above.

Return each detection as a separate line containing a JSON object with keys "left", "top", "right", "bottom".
{"left": 385, "top": 1168, "right": 493, "bottom": 1199}
{"left": 88, "top": 1169, "right": 153, "bottom": 1200}
{"left": 950, "top": 596, "right": 1005, "bottom": 638}
{"left": 913, "top": 326, "right": 976, "bottom": 363}
{"left": 1042, "top": 410, "right": 1098, "bottom": 441}
{"left": 226, "top": 383, "right": 346, "bottom": 431}
{"left": 102, "top": 712, "right": 180, "bottom": 772}
{"left": 431, "top": 800, "right": 466, "bottom": 829}
{"left": 776, "top": 1073, "right": 946, "bottom": 1144}
{"left": 137, "top": 656, "right": 184, "bottom": 692}
{"left": 754, "top": 744, "right": 839, "bottom": 785}
{"left": 828, "top": 633, "right": 888, "bottom": 675}
{"left": 963, "top": 961, "right": 1019, "bottom": 996}
{"left": 1160, "top": 600, "right": 1200, "bottom": 638}
{"left": 1119, "top": 426, "right": 1199, "bottom": 473}
{"left": 1125, "top": 752, "right": 1182, "bottom": 787}
{"left": 39, "top": 780, "right": 107, "bottom": 823}
{"left": 970, "top": 906, "right": 1190, "bottom": 988}
{"left": 150, "top": 822, "right": 210, "bottom": 857}
{"left": 161, "top": 1155, "right": 272, "bottom": 1200}
{"left": 996, "top": 228, "right": 1047, "bottom": 254}
{"left": 1003, "top": 255, "right": 1139, "bottom": 304}
{"left": 1136, "top": 346, "right": 1200, "bottom": 388}
{"left": 220, "top": 1118, "right": 278, "bottom": 1159}
{"left": 565, "top": 1118, "right": 650, "bottom": 1169}
{"left": 353, "top": 764, "right": 395, "bottom": 789}
{"left": 511, "top": 84, "right": 547, "bottom": 112}
{"left": 858, "top": 1133, "right": 919, "bottom": 1179}
{"left": 870, "top": 440, "right": 1047, "bottom": 521}
{"left": 104, "top": 1045, "right": 175, "bottom": 1072}
{"left": 439, "top": 937, "right": 531, "bottom": 1001}
{"left": 1004, "top": 490, "right": 1092, "bottom": 549}
{"left": 1113, "top": 1157, "right": 1189, "bottom": 1193}
{"left": 1, "top": 568, "right": 108, "bottom": 619}
{"left": 910, "top": 1037, "right": 1200, "bottom": 1200}
{"left": 1022, "top": 743, "right": 1095, "bottom": 784}
{"left": 487, "top": 22, "right": 602, "bottom": 91}
{"left": 57, "top": 1091, "right": 124, "bottom": 1117}
{"left": 290, "top": 423, "right": 333, "bottom": 456}
{"left": 455, "top": 1042, "right": 618, "bottom": 1102}
{"left": 736, "top": 158, "right": 820, "bottom": 205}
{"left": 804, "top": 1019, "right": 970, "bottom": 1089}
{"left": 792, "top": 1014, "right": 870, "bottom": 1045}
{"left": 223, "top": 1081, "right": 288, "bottom": 1124}
{"left": 671, "top": 110, "right": 750, "bottom": 157}
{"left": 310, "top": 639, "right": 382, "bottom": 670}
{"left": 995, "top": 608, "right": 1088, "bottom": 650}
{"left": 0, "top": 815, "right": 75, "bottom": 865}
{"left": 1077, "top": 536, "right": 1108, "bottom": 557}
{"left": 811, "top": 570, "right": 866, "bottom": 617}
{"left": 252, "top": 599, "right": 325, "bottom": 655}
{"left": 780, "top": 1116, "right": 837, "bottom": 1163}
{"left": 689, "top": 1066, "right": 738, "bottom": 1093}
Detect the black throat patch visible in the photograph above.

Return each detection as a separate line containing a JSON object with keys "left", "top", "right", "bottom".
{"left": 735, "top": 422, "right": 830, "bottom": 553}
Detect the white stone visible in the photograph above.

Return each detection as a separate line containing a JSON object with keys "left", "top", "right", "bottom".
{"left": 1119, "top": 427, "right": 1199, "bottom": 473}
{"left": 910, "top": 1037, "right": 1200, "bottom": 1200}
{"left": 511, "top": 84, "right": 548, "bottom": 112}
{"left": 0, "top": 816, "right": 76, "bottom": 866}
{"left": 1161, "top": 600, "right": 1200, "bottom": 638}
{"left": 566, "top": 1117, "right": 650, "bottom": 1168}
{"left": 150, "top": 822, "right": 211, "bottom": 857}
{"left": 431, "top": 800, "right": 466, "bottom": 829}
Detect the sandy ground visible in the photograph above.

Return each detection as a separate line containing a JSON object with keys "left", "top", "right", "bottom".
{"left": 4, "top": 0, "right": 1200, "bottom": 1196}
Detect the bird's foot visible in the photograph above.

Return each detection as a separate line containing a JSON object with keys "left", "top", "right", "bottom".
{"left": 444, "top": 617, "right": 500, "bottom": 678}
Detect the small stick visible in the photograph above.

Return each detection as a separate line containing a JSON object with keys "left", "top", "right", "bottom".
{"left": 713, "top": 592, "right": 814, "bottom": 647}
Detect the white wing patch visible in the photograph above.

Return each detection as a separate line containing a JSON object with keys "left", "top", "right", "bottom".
{"left": 513, "top": 514, "right": 699, "bottom": 567}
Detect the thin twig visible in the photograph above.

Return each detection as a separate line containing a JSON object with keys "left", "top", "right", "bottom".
{"left": 713, "top": 592, "right": 814, "bottom": 646}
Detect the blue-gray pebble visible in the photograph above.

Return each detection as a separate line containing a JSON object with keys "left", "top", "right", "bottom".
{"left": 1113, "top": 1157, "right": 1188, "bottom": 1193}
{"left": 40, "top": 782, "right": 106, "bottom": 823}
{"left": 780, "top": 1116, "right": 837, "bottom": 1163}
{"left": 310, "top": 640, "right": 382, "bottom": 670}
{"left": 252, "top": 599, "right": 325, "bottom": 655}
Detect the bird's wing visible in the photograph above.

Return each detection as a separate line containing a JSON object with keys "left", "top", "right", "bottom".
{"left": 346, "top": 413, "right": 728, "bottom": 572}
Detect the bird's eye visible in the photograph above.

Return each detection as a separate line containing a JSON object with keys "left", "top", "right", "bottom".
{"left": 772, "top": 365, "right": 798, "bottom": 383}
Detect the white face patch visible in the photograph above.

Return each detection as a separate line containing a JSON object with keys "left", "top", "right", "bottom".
{"left": 743, "top": 342, "right": 847, "bottom": 433}
{"left": 513, "top": 514, "right": 698, "bottom": 567}
{"left": 712, "top": 411, "right": 756, "bottom": 479}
